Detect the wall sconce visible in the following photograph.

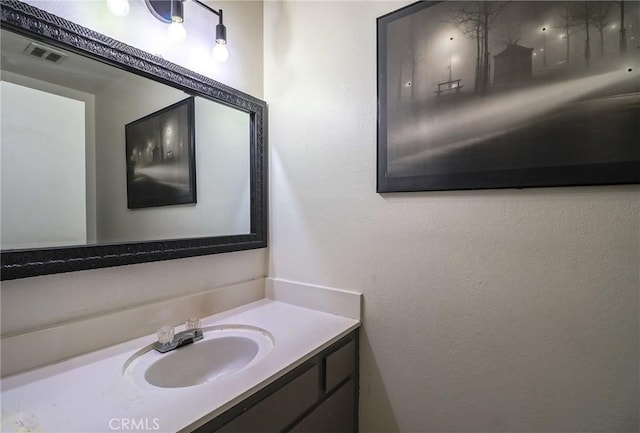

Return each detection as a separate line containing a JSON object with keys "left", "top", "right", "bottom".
{"left": 144, "top": 0, "right": 228, "bottom": 61}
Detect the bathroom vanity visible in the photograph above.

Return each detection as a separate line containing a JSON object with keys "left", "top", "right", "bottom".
{"left": 0, "top": 298, "right": 360, "bottom": 433}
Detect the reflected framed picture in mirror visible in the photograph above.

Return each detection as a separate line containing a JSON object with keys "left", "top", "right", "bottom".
{"left": 125, "top": 97, "right": 196, "bottom": 209}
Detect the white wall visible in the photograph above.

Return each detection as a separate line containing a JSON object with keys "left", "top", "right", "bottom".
{"left": 0, "top": 69, "right": 98, "bottom": 244}
{"left": 0, "top": 81, "right": 86, "bottom": 249}
{"left": 1, "top": 0, "right": 265, "bottom": 345}
{"left": 264, "top": 1, "right": 639, "bottom": 432}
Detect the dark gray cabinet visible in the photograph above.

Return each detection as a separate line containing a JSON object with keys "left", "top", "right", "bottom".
{"left": 193, "top": 329, "right": 359, "bottom": 433}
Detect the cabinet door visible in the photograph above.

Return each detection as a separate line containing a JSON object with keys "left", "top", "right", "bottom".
{"left": 325, "top": 340, "right": 355, "bottom": 393}
{"left": 289, "top": 379, "right": 355, "bottom": 433}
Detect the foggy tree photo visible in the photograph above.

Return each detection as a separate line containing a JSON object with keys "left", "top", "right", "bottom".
{"left": 378, "top": 0, "right": 640, "bottom": 192}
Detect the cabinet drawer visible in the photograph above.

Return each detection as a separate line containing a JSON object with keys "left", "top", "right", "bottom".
{"left": 217, "top": 365, "right": 319, "bottom": 433}
{"left": 325, "top": 340, "right": 355, "bottom": 392}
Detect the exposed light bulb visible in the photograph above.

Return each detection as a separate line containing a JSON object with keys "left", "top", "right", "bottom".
{"left": 168, "top": 22, "right": 187, "bottom": 42}
{"left": 212, "top": 43, "right": 229, "bottom": 62}
{"left": 106, "top": 0, "right": 130, "bottom": 16}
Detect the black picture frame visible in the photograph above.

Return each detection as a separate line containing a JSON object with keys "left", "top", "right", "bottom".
{"left": 377, "top": 1, "right": 640, "bottom": 193}
{"left": 126, "top": 97, "right": 197, "bottom": 209}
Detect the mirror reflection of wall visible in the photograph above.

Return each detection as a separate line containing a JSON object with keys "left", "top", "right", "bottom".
{"left": 1, "top": 80, "right": 88, "bottom": 249}
{"left": 0, "top": 29, "right": 250, "bottom": 251}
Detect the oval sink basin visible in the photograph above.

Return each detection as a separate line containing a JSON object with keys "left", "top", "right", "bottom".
{"left": 124, "top": 326, "right": 273, "bottom": 389}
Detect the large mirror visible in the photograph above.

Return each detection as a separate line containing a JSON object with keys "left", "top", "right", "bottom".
{"left": 0, "top": 0, "right": 267, "bottom": 280}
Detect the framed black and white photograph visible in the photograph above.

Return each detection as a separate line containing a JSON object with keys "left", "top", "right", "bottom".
{"left": 126, "top": 97, "right": 196, "bottom": 208}
{"left": 377, "top": 1, "right": 640, "bottom": 192}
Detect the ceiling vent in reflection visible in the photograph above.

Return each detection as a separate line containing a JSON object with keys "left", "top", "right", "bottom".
{"left": 23, "top": 42, "right": 67, "bottom": 64}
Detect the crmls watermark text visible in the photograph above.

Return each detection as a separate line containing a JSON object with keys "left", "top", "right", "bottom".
{"left": 109, "top": 418, "right": 160, "bottom": 431}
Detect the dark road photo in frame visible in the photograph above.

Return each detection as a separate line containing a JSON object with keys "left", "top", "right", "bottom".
{"left": 377, "top": 1, "right": 640, "bottom": 192}
{"left": 126, "top": 97, "right": 196, "bottom": 208}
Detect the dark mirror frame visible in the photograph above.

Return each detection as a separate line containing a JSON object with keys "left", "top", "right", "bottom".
{"left": 0, "top": 0, "right": 268, "bottom": 280}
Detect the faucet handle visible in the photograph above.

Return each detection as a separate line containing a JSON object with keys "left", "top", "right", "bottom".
{"left": 157, "top": 325, "right": 175, "bottom": 344}
{"left": 185, "top": 318, "right": 201, "bottom": 330}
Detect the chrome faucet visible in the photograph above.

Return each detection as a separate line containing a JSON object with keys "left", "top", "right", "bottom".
{"left": 154, "top": 319, "right": 203, "bottom": 353}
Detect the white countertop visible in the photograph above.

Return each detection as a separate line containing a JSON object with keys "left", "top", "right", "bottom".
{"left": 0, "top": 299, "right": 360, "bottom": 433}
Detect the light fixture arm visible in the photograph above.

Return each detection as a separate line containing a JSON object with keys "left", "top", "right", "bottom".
{"left": 190, "top": 0, "right": 226, "bottom": 43}
{"left": 191, "top": 0, "right": 222, "bottom": 21}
